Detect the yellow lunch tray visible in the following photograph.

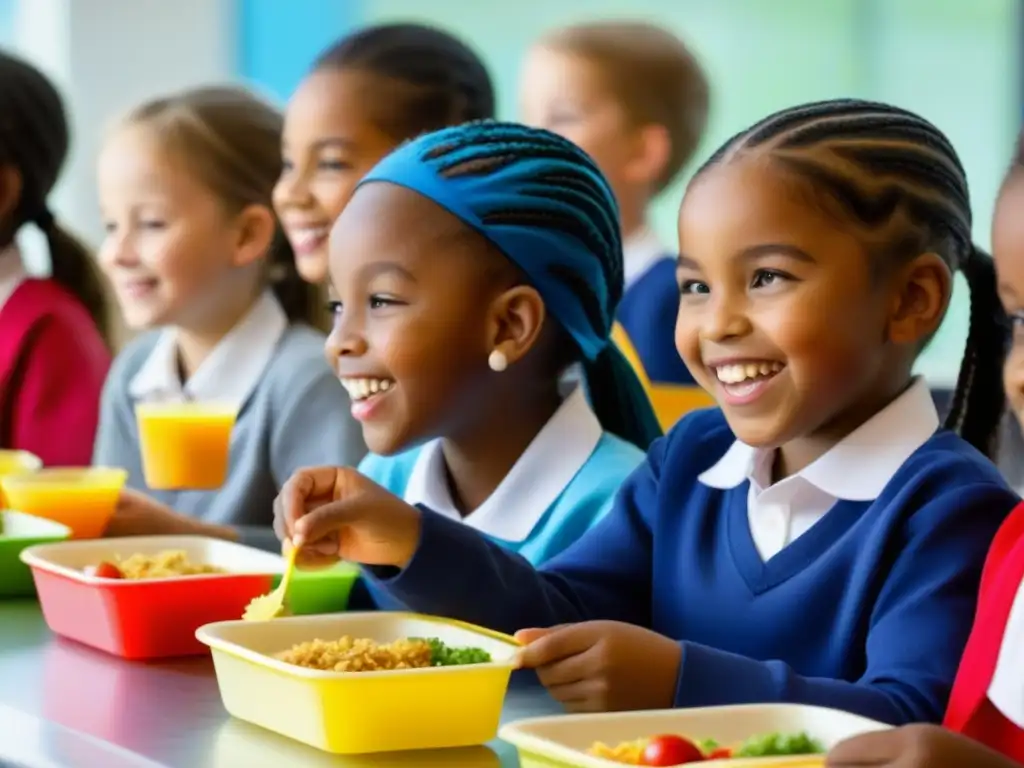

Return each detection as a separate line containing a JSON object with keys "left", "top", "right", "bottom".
{"left": 196, "top": 611, "right": 520, "bottom": 754}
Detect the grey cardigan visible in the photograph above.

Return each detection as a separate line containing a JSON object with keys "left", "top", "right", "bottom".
{"left": 93, "top": 325, "right": 366, "bottom": 550}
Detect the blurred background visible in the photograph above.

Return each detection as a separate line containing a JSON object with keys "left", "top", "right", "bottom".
{"left": 0, "top": 0, "right": 1019, "bottom": 388}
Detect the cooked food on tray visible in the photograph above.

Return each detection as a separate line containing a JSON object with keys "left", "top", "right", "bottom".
{"left": 83, "top": 550, "right": 226, "bottom": 579}
{"left": 275, "top": 635, "right": 492, "bottom": 672}
{"left": 589, "top": 731, "right": 824, "bottom": 765}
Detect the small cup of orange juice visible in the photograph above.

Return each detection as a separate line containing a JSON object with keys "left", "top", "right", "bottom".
{"left": 135, "top": 401, "right": 237, "bottom": 490}
{"left": 0, "top": 467, "right": 127, "bottom": 539}
{"left": 0, "top": 450, "right": 43, "bottom": 507}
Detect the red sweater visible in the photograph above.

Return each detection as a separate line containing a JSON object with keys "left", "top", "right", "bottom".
{"left": 0, "top": 279, "right": 111, "bottom": 466}
{"left": 945, "top": 501, "right": 1024, "bottom": 763}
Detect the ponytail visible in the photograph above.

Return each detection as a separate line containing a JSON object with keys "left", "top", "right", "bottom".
{"left": 943, "top": 246, "right": 1008, "bottom": 459}
{"left": 583, "top": 343, "right": 663, "bottom": 451}
{"left": 40, "top": 213, "right": 112, "bottom": 348}
{"left": 268, "top": 229, "right": 326, "bottom": 331}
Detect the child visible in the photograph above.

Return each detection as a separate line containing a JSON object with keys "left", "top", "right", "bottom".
{"left": 520, "top": 21, "right": 713, "bottom": 428}
{"left": 277, "top": 100, "right": 1018, "bottom": 724}
{"left": 93, "top": 86, "right": 365, "bottom": 549}
{"left": 274, "top": 22, "right": 494, "bottom": 286}
{"left": 0, "top": 51, "right": 110, "bottom": 465}
{"left": 286, "top": 120, "right": 660, "bottom": 587}
{"left": 827, "top": 129, "right": 1024, "bottom": 768}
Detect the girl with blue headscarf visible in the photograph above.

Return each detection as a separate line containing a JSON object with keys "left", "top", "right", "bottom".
{"left": 297, "top": 120, "right": 660, "bottom": 573}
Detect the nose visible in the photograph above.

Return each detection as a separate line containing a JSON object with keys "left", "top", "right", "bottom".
{"left": 273, "top": 166, "right": 313, "bottom": 211}
{"left": 98, "top": 230, "right": 140, "bottom": 272}
{"left": 701, "top": 289, "right": 752, "bottom": 342}
{"left": 324, "top": 307, "right": 368, "bottom": 368}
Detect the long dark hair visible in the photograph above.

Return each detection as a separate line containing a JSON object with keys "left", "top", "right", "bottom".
{"left": 0, "top": 49, "right": 111, "bottom": 345}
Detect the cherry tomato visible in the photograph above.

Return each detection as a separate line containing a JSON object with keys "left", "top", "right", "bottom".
{"left": 706, "top": 747, "right": 732, "bottom": 759}
{"left": 92, "top": 561, "right": 123, "bottom": 579}
{"left": 640, "top": 735, "right": 706, "bottom": 765}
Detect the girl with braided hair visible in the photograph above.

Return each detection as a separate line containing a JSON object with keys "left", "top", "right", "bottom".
{"left": 0, "top": 50, "right": 111, "bottom": 466}
{"left": 274, "top": 22, "right": 495, "bottom": 287}
{"left": 277, "top": 119, "right": 660, "bottom": 593}
{"left": 827, "top": 123, "right": 1024, "bottom": 768}
{"left": 276, "top": 101, "right": 1018, "bottom": 724}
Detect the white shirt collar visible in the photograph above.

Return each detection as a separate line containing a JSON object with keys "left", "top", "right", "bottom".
{"left": 698, "top": 377, "right": 940, "bottom": 501}
{"left": 128, "top": 291, "right": 288, "bottom": 408}
{"left": 623, "top": 225, "right": 667, "bottom": 288}
{"left": 403, "top": 385, "right": 603, "bottom": 542}
{"left": 0, "top": 246, "right": 27, "bottom": 312}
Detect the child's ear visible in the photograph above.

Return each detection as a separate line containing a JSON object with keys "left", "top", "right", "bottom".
{"left": 624, "top": 123, "right": 671, "bottom": 191}
{"left": 886, "top": 252, "right": 952, "bottom": 345}
{"left": 0, "top": 165, "right": 24, "bottom": 229}
{"left": 231, "top": 204, "right": 277, "bottom": 268}
{"left": 487, "top": 285, "right": 547, "bottom": 368}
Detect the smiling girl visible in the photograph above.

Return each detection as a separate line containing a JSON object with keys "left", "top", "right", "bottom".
{"left": 274, "top": 23, "right": 494, "bottom": 287}
{"left": 93, "top": 86, "right": 364, "bottom": 548}
{"left": 275, "top": 121, "right": 661, "bottom": 591}
{"left": 276, "top": 100, "right": 1017, "bottom": 723}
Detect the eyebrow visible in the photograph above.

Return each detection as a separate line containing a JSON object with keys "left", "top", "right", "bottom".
{"left": 283, "top": 137, "right": 353, "bottom": 153}
{"left": 361, "top": 261, "right": 418, "bottom": 282}
{"left": 313, "top": 138, "right": 353, "bottom": 151}
{"left": 677, "top": 243, "right": 817, "bottom": 270}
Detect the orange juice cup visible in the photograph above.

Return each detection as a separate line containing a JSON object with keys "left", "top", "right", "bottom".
{"left": 0, "top": 450, "right": 42, "bottom": 507}
{"left": 0, "top": 467, "right": 128, "bottom": 539}
{"left": 135, "top": 402, "right": 237, "bottom": 490}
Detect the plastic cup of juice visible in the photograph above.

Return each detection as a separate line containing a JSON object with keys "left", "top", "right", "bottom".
{"left": 0, "top": 450, "right": 43, "bottom": 507}
{"left": 0, "top": 467, "right": 127, "bottom": 539}
{"left": 135, "top": 401, "right": 237, "bottom": 490}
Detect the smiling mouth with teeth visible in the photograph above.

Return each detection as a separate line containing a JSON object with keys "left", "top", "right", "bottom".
{"left": 714, "top": 361, "right": 784, "bottom": 385}
{"left": 340, "top": 377, "right": 395, "bottom": 401}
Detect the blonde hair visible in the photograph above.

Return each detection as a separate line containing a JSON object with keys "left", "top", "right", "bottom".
{"left": 119, "top": 86, "right": 320, "bottom": 327}
{"left": 541, "top": 21, "right": 710, "bottom": 193}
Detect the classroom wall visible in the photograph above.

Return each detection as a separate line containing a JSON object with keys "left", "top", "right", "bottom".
{"left": 3, "top": 0, "right": 1018, "bottom": 386}
{"left": 355, "top": 0, "right": 1019, "bottom": 387}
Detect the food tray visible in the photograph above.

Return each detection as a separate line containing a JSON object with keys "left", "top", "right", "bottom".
{"left": 197, "top": 611, "right": 520, "bottom": 754}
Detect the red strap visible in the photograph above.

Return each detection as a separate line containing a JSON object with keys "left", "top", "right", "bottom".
{"left": 946, "top": 504, "right": 1024, "bottom": 733}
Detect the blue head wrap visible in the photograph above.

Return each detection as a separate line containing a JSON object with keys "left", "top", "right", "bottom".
{"left": 358, "top": 121, "right": 621, "bottom": 361}
{"left": 355, "top": 120, "right": 662, "bottom": 450}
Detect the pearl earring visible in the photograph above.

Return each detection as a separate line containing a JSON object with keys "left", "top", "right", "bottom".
{"left": 488, "top": 349, "right": 508, "bottom": 372}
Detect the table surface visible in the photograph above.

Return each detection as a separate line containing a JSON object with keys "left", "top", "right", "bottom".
{"left": 0, "top": 601, "right": 564, "bottom": 768}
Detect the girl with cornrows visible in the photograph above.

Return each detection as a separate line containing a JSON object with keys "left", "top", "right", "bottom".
{"left": 276, "top": 100, "right": 1017, "bottom": 724}
{"left": 274, "top": 120, "right": 661, "bottom": 600}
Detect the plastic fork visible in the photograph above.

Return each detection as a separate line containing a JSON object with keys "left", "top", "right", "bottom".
{"left": 242, "top": 544, "right": 298, "bottom": 621}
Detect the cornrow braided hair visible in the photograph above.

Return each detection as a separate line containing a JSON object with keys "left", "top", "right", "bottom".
{"left": 359, "top": 120, "right": 662, "bottom": 450}
{"left": 695, "top": 98, "right": 1007, "bottom": 458}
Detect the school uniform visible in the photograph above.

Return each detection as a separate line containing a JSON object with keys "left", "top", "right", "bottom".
{"left": 612, "top": 227, "right": 713, "bottom": 430}
{"left": 93, "top": 291, "right": 366, "bottom": 550}
{"left": 368, "top": 378, "right": 1017, "bottom": 724}
{"left": 0, "top": 249, "right": 110, "bottom": 465}
{"left": 945, "top": 502, "right": 1024, "bottom": 762}
{"left": 354, "top": 386, "right": 646, "bottom": 610}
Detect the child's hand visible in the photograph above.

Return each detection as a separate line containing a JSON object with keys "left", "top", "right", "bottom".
{"left": 273, "top": 467, "right": 421, "bottom": 569}
{"left": 827, "top": 724, "right": 1020, "bottom": 767}
{"left": 104, "top": 488, "right": 234, "bottom": 539}
{"left": 513, "top": 621, "right": 682, "bottom": 713}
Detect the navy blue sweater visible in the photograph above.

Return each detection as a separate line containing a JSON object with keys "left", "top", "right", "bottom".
{"left": 373, "top": 408, "right": 1018, "bottom": 724}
